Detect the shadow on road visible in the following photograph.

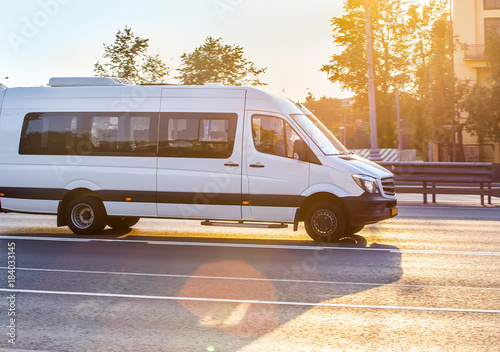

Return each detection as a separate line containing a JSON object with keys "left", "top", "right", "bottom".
{"left": 0, "top": 228, "right": 402, "bottom": 351}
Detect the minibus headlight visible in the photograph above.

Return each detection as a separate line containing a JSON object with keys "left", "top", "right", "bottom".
{"left": 352, "top": 174, "right": 379, "bottom": 193}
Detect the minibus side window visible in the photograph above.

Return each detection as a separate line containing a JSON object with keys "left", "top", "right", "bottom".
{"left": 88, "top": 114, "right": 157, "bottom": 155}
{"left": 19, "top": 112, "right": 157, "bottom": 156}
{"left": 20, "top": 113, "right": 82, "bottom": 155}
{"left": 159, "top": 112, "right": 237, "bottom": 158}
{"left": 252, "top": 115, "right": 302, "bottom": 159}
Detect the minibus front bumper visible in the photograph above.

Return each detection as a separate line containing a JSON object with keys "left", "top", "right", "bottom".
{"left": 343, "top": 193, "right": 398, "bottom": 226}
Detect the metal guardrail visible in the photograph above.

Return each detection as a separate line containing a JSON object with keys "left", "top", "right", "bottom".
{"left": 378, "top": 162, "right": 500, "bottom": 205}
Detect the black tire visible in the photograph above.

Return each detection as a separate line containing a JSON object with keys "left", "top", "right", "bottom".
{"left": 65, "top": 197, "right": 107, "bottom": 235}
{"left": 345, "top": 224, "right": 365, "bottom": 235}
{"left": 106, "top": 216, "right": 140, "bottom": 230}
{"left": 304, "top": 201, "right": 347, "bottom": 243}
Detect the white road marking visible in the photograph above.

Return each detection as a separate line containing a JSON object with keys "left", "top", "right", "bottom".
{"left": 2, "top": 266, "right": 499, "bottom": 292}
{"left": 0, "top": 235, "right": 94, "bottom": 243}
{"left": 2, "top": 235, "right": 500, "bottom": 256}
{"left": 0, "top": 235, "right": 322, "bottom": 250}
{"left": 396, "top": 249, "right": 500, "bottom": 256}
{"left": 1, "top": 288, "right": 499, "bottom": 314}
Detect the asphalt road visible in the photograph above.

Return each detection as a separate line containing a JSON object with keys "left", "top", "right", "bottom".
{"left": 0, "top": 201, "right": 499, "bottom": 351}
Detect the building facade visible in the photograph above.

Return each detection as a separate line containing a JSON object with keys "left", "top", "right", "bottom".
{"left": 453, "top": 0, "right": 500, "bottom": 85}
{"left": 453, "top": 0, "right": 500, "bottom": 161}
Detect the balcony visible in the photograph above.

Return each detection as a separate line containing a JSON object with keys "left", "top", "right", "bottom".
{"left": 463, "top": 44, "right": 486, "bottom": 60}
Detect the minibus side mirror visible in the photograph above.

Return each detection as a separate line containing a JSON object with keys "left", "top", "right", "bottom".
{"left": 293, "top": 140, "right": 321, "bottom": 165}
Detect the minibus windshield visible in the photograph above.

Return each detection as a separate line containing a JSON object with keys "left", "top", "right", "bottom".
{"left": 291, "top": 114, "right": 349, "bottom": 155}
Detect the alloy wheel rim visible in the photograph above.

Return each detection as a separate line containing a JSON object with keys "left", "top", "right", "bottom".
{"left": 312, "top": 210, "right": 337, "bottom": 236}
{"left": 71, "top": 203, "right": 94, "bottom": 229}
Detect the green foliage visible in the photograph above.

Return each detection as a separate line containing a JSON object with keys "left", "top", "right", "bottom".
{"left": 302, "top": 95, "right": 368, "bottom": 149}
{"left": 321, "top": 0, "right": 414, "bottom": 148}
{"left": 322, "top": 0, "right": 456, "bottom": 153}
{"left": 140, "top": 53, "right": 169, "bottom": 85}
{"left": 302, "top": 96, "right": 343, "bottom": 126}
{"left": 176, "top": 37, "right": 266, "bottom": 86}
{"left": 464, "top": 33, "right": 500, "bottom": 142}
{"left": 94, "top": 27, "right": 168, "bottom": 84}
{"left": 322, "top": 0, "right": 412, "bottom": 96}
{"left": 406, "top": 0, "right": 461, "bottom": 157}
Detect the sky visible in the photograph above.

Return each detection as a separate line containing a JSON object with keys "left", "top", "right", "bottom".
{"left": 0, "top": 0, "right": 351, "bottom": 101}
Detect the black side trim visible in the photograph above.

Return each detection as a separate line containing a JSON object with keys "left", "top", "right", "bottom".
{"left": 0, "top": 187, "right": 67, "bottom": 200}
{"left": 96, "top": 190, "right": 156, "bottom": 203}
{"left": 246, "top": 195, "right": 305, "bottom": 207}
{"left": 156, "top": 192, "right": 242, "bottom": 206}
{"left": 0, "top": 187, "right": 306, "bottom": 208}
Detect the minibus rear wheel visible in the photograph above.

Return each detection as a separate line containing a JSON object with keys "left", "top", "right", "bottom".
{"left": 65, "top": 197, "right": 107, "bottom": 235}
{"left": 304, "top": 202, "right": 347, "bottom": 243}
{"left": 107, "top": 216, "right": 140, "bottom": 230}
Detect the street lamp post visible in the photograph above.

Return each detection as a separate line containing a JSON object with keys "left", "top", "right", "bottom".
{"left": 396, "top": 89, "right": 403, "bottom": 160}
{"left": 365, "top": 0, "right": 382, "bottom": 161}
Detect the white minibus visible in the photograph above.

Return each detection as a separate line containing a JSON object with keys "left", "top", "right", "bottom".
{"left": 0, "top": 77, "right": 397, "bottom": 242}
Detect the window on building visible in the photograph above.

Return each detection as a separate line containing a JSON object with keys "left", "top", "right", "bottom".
{"left": 159, "top": 112, "right": 237, "bottom": 158}
{"left": 485, "top": 0, "right": 500, "bottom": 10}
{"left": 252, "top": 115, "right": 302, "bottom": 159}
{"left": 485, "top": 18, "right": 500, "bottom": 51}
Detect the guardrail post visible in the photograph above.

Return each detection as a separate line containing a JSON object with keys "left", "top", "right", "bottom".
{"left": 480, "top": 182, "right": 485, "bottom": 206}
{"left": 423, "top": 181, "right": 428, "bottom": 204}
{"left": 432, "top": 183, "right": 436, "bottom": 203}
{"left": 488, "top": 182, "right": 492, "bottom": 205}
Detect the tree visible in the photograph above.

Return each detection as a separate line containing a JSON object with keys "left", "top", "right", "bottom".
{"left": 464, "top": 32, "right": 500, "bottom": 142}
{"left": 302, "top": 95, "right": 343, "bottom": 126}
{"left": 302, "top": 94, "right": 369, "bottom": 149}
{"left": 140, "top": 53, "right": 169, "bottom": 85}
{"left": 94, "top": 27, "right": 168, "bottom": 84}
{"left": 176, "top": 37, "right": 266, "bottom": 86}
{"left": 321, "top": 0, "right": 455, "bottom": 153}
{"left": 406, "top": 0, "right": 463, "bottom": 159}
{"left": 322, "top": 0, "right": 414, "bottom": 148}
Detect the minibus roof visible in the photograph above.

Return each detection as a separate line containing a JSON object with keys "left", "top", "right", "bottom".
{"left": 5, "top": 77, "right": 306, "bottom": 117}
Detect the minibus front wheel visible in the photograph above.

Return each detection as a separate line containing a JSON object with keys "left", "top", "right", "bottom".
{"left": 304, "top": 202, "right": 347, "bottom": 243}
{"left": 65, "top": 197, "right": 107, "bottom": 235}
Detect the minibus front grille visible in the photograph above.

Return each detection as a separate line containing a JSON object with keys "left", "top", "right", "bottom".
{"left": 381, "top": 178, "right": 396, "bottom": 196}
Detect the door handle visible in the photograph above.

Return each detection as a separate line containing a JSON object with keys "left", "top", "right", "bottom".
{"left": 249, "top": 163, "right": 265, "bottom": 168}
{"left": 224, "top": 162, "right": 239, "bottom": 167}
